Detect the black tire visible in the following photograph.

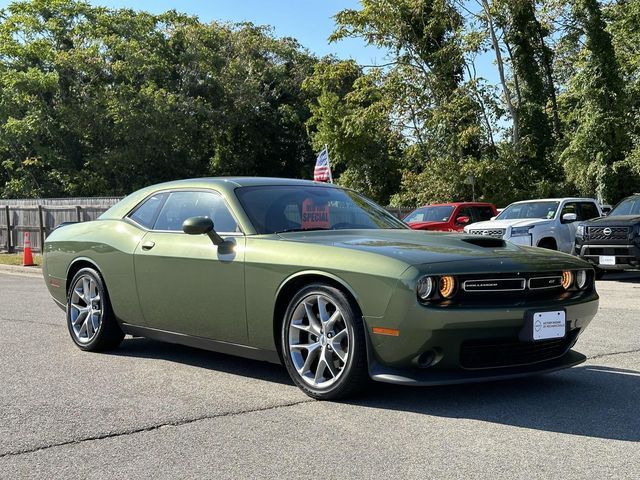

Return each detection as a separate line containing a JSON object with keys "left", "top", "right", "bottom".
{"left": 281, "top": 283, "right": 369, "bottom": 400}
{"left": 595, "top": 267, "right": 606, "bottom": 280}
{"left": 67, "top": 267, "right": 124, "bottom": 351}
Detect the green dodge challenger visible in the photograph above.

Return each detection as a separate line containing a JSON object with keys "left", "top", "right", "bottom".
{"left": 43, "top": 178, "right": 599, "bottom": 399}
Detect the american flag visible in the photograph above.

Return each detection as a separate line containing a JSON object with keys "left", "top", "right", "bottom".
{"left": 313, "top": 147, "right": 332, "bottom": 183}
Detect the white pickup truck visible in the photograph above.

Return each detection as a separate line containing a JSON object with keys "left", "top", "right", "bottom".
{"left": 463, "top": 198, "right": 602, "bottom": 253}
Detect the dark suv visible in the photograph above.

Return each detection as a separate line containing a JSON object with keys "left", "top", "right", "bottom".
{"left": 575, "top": 194, "right": 640, "bottom": 276}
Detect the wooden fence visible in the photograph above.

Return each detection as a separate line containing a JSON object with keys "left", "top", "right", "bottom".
{"left": 0, "top": 198, "right": 121, "bottom": 253}
{"left": 0, "top": 198, "right": 413, "bottom": 253}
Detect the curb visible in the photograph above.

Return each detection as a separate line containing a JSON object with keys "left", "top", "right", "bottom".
{"left": 0, "top": 263, "right": 43, "bottom": 277}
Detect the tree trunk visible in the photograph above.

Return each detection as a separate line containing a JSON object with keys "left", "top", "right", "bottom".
{"left": 481, "top": 0, "right": 519, "bottom": 144}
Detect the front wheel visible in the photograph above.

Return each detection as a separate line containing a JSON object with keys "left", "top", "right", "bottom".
{"left": 281, "top": 284, "right": 368, "bottom": 400}
{"left": 67, "top": 267, "right": 124, "bottom": 351}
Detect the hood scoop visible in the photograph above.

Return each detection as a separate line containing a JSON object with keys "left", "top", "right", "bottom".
{"left": 462, "top": 237, "right": 506, "bottom": 248}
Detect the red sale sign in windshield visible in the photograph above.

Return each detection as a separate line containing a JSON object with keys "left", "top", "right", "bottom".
{"left": 301, "top": 198, "right": 330, "bottom": 229}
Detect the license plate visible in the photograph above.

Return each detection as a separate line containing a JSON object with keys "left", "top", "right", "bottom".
{"left": 532, "top": 311, "right": 566, "bottom": 341}
{"left": 599, "top": 255, "right": 616, "bottom": 265}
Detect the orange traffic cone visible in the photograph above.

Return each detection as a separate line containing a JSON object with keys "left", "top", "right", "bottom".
{"left": 23, "top": 232, "right": 34, "bottom": 266}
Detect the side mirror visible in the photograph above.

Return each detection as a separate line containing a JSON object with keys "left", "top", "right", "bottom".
{"left": 183, "top": 216, "right": 213, "bottom": 235}
{"left": 456, "top": 215, "right": 470, "bottom": 225}
{"left": 562, "top": 213, "right": 577, "bottom": 223}
{"left": 182, "top": 216, "right": 225, "bottom": 246}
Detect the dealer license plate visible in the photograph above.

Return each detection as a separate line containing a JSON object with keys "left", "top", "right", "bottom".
{"left": 532, "top": 311, "right": 566, "bottom": 341}
{"left": 599, "top": 255, "right": 616, "bottom": 266}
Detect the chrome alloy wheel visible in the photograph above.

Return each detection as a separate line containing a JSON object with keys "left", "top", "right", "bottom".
{"left": 288, "top": 294, "right": 350, "bottom": 388}
{"left": 69, "top": 275, "right": 102, "bottom": 344}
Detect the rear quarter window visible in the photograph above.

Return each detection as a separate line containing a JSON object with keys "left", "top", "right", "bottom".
{"left": 128, "top": 193, "right": 168, "bottom": 229}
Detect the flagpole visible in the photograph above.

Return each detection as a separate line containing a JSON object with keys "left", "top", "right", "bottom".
{"left": 324, "top": 144, "right": 333, "bottom": 184}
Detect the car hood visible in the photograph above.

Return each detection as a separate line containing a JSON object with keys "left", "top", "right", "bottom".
{"left": 582, "top": 215, "right": 640, "bottom": 226}
{"left": 466, "top": 218, "right": 553, "bottom": 230}
{"left": 277, "top": 229, "right": 584, "bottom": 269}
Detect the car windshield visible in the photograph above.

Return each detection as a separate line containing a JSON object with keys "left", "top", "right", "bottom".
{"left": 404, "top": 206, "right": 454, "bottom": 223}
{"left": 610, "top": 197, "right": 640, "bottom": 216}
{"left": 497, "top": 201, "right": 560, "bottom": 220}
{"left": 236, "top": 185, "right": 408, "bottom": 234}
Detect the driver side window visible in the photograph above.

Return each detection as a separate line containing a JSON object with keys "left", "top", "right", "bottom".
{"left": 561, "top": 202, "right": 578, "bottom": 218}
{"left": 153, "top": 191, "right": 239, "bottom": 233}
{"left": 456, "top": 207, "right": 472, "bottom": 224}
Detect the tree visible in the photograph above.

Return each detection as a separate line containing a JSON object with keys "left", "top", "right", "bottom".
{"left": 500, "top": 0, "right": 558, "bottom": 180}
{"left": 0, "top": 0, "right": 317, "bottom": 197}
{"left": 605, "top": 0, "right": 640, "bottom": 185}
{"left": 332, "top": 0, "right": 492, "bottom": 205}
{"left": 558, "top": 0, "right": 633, "bottom": 202}
{"left": 303, "top": 59, "right": 402, "bottom": 204}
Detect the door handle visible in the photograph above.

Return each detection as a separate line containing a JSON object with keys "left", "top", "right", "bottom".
{"left": 141, "top": 241, "right": 155, "bottom": 251}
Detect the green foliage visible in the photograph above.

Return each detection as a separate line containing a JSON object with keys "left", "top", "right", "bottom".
{"left": 1, "top": 0, "right": 640, "bottom": 207}
{"left": 333, "top": 0, "right": 494, "bottom": 205}
{"left": 503, "top": 0, "right": 556, "bottom": 174}
{"left": 303, "top": 60, "right": 401, "bottom": 204}
{"left": 0, "top": 1, "right": 316, "bottom": 197}
{"left": 558, "top": 0, "right": 635, "bottom": 203}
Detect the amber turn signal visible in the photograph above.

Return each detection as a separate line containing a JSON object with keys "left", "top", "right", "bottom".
{"left": 372, "top": 327, "right": 400, "bottom": 337}
{"left": 561, "top": 270, "right": 573, "bottom": 290}
{"left": 439, "top": 275, "right": 456, "bottom": 298}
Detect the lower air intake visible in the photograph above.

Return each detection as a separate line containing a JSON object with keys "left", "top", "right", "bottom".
{"left": 459, "top": 330, "right": 578, "bottom": 370}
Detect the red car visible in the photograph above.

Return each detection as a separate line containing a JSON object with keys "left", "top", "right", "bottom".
{"left": 403, "top": 202, "right": 498, "bottom": 232}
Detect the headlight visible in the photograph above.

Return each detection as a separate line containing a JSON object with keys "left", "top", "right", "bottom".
{"left": 416, "top": 276, "right": 435, "bottom": 301}
{"left": 439, "top": 275, "right": 457, "bottom": 298}
{"left": 561, "top": 270, "right": 574, "bottom": 290}
{"left": 576, "top": 270, "right": 588, "bottom": 289}
{"left": 511, "top": 226, "right": 532, "bottom": 237}
{"left": 576, "top": 225, "right": 585, "bottom": 237}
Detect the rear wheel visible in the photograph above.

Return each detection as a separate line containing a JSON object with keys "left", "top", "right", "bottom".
{"left": 67, "top": 267, "right": 124, "bottom": 351}
{"left": 281, "top": 284, "right": 368, "bottom": 400}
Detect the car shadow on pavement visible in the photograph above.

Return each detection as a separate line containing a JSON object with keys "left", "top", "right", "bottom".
{"left": 112, "top": 336, "right": 293, "bottom": 385}
{"left": 111, "top": 338, "right": 638, "bottom": 442}
{"left": 600, "top": 271, "right": 640, "bottom": 283}
{"left": 352, "top": 365, "right": 640, "bottom": 442}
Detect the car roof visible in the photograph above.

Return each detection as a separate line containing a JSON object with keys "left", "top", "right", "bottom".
{"left": 145, "top": 176, "right": 338, "bottom": 189}
{"left": 99, "top": 177, "right": 339, "bottom": 226}
{"left": 508, "top": 197, "right": 597, "bottom": 204}
{"left": 419, "top": 202, "right": 495, "bottom": 207}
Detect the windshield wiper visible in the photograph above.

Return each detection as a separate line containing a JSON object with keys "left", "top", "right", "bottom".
{"left": 276, "top": 227, "right": 331, "bottom": 233}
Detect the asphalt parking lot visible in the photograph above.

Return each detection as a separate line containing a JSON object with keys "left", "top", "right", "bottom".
{"left": 0, "top": 271, "right": 638, "bottom": 479}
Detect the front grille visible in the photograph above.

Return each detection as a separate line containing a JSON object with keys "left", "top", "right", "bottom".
{"left": 459, "top": 272, "right": 564, "bottom": 294}
{"left": 528, "top": 276, "right": 563, "bottom": 290}
{"left": 587, "top": 226, "right": 629, "bottom": 240}
{"left": 459, "top": 330, "right": 578, "bottom": 370}
{"left": 463, "top": 278, "right": 525, "bottom": 292}
{"left": 467, "top": 228, "right": 505, "bottom": 238}
{"left": 431, "top": 271, "right": 594, "bottom": 308}
{"left": 582, "top": 246, "right": 633, "bottom": 257}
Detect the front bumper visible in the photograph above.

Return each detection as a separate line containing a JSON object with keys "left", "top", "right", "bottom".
{"left": 363, "top": 284, "right": 598, "bottom": 385}
{"left": 369, "top": 350, "right": 586, "bottom": 386}
{"left": 575, "top": 242, "right": 640, "bottom": 270}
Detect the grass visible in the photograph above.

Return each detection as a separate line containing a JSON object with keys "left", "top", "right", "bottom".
{"left": 0, "top": 253, "right": 42, "bottom": 266}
